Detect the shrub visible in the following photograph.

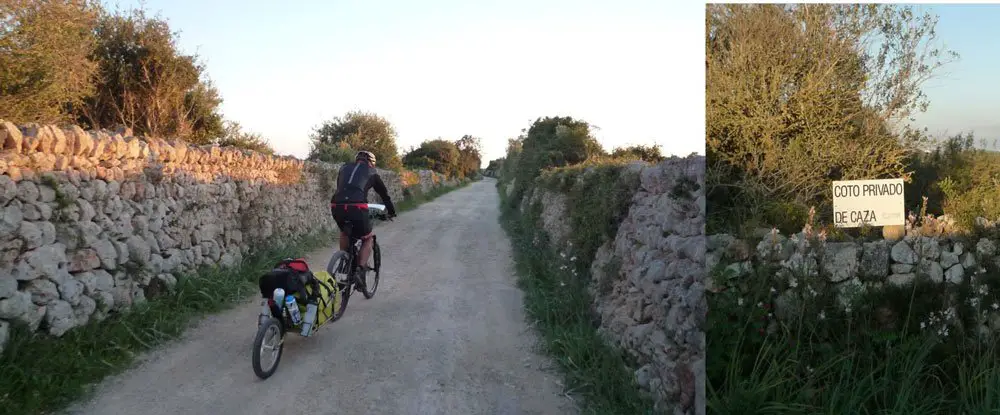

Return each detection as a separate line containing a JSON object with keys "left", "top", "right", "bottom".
{"left": 706, "top": 4, "right": 956, "bottom": 233}
{"left": 308, "top": 110, "right": 402, "bottom": 170}
{"left": 402, "top": 139, "right": 461, "bottom": 176}
{"left": 610, "top": 144, "right": 665, "bottom": 163}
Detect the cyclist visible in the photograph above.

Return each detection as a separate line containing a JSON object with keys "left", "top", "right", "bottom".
{"left": 330, "top": 150, "right": 397, "bottom": 288}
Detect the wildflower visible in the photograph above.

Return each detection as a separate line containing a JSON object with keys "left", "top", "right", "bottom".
{"left": 770, "top": 287, "right": 777, "bottom": 294}
{"left": 920, "top": 321, "right": 927, "bottom": 330}
{"left": 819, "top": 311, "right": 826, "bottom": 320}
{"left": 789, "top": 277, "right": 799, "bottom": 289}
{"left": 738, "top": 298, "right": 745, "bottom": 306}
{"left": 560, "top": 252, "right": 566, "bottom": 258}
{"left": 992, "top": 303, "right": 999, "bottom": 310}
{"left": 570, "top": 256, "right": 576, "bottom": 262}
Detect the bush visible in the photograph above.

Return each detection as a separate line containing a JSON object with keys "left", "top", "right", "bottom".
{"left": 402, "top": 139, "right": 461, "bottom": 176}
{"left": 307, "top": 111, "right": 402, "bottom": 170}
{"left": 308, "top": 141, "right": 358, "bottom": 165}
{"left": 708, "top": 209, "right": 1000, "bottom": 413}
{"left": 611, "top": 144, "right": 665, "bottom": 163}
{"left": 501, "top": 116, "right": 605, "bottom": 211}
{"left": 706, "top": 4, "right": 955, "bottom": 233}
{"left": 0, "top": 0, "right": 100, "bottom": 124}
{"left": 214, "top": 120, "right": 274, "bottom": 155}
{"left": 537, "top": 161, "right": 641, "bottom": 270}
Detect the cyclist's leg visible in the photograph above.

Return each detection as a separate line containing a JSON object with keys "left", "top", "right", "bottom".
{"left": 338, "top": 232, "right": 349, "bottom": 251}
{"left": 351, "top": 208, "right": 375, "bottom": 282}
{"left": 332, "top": 205, "right": 351, "bottom": 251}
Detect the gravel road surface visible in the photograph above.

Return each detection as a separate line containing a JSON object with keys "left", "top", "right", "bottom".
{"left": 65, "top": 180, "right": 577, "bottom": 415}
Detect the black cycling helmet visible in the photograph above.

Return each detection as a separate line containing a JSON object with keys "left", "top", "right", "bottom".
{"left": 355, "top": 150, "right": 376, "bottom": 164}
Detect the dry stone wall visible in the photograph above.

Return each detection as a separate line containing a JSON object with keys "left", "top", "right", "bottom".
{"left": 0, "top": 121, "right": 450, "bottom": 354}
{"left": 511, "top": 156, "right": 707, "bottom": 415}
{"left": 708, "top": 226, "right": 1000, "bottom": 290}
{"left": 708, "top": 220, "right": 1000, "bottom": 336}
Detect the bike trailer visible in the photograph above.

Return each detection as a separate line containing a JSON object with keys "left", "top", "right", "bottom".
{"left": 305, "top": 271, "right": 340, "bottom": 328}
{"left": 257, "top": 258, "right": 340, "bottom": 332}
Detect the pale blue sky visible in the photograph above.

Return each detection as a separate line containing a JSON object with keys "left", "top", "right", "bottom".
{"left": 98, "top": 1, "right": 997, "bottom": 163}
{"left": 103, "top": 0, "right": 706, "bottom": 164}
{"left": 912, "top": 4, "right": 1000, "bottom": 146}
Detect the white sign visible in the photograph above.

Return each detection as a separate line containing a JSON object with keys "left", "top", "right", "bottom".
{"left": 831, "top": 178, "right": 905, "bottom": 228}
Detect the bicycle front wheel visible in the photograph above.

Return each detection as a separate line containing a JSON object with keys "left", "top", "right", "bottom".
{"left": 252, "top": 317, "right": 284, "bottom": 379}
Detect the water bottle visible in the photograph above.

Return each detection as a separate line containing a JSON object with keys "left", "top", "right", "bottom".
{"left": 285, "top": 295, "right": 302, "bottom": 325}
{"left": 300, "top": 303, "right": 318, "bottom": 337}
{"left": 272, "top": 288, "right": 286, "bottom": 312}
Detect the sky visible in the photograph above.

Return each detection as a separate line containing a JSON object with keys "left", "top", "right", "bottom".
{"left": 906, "top": 4, "right": 1000, "bottom": 146}
{"left": 102, "top": 0, "right": 706, "bottom": 165}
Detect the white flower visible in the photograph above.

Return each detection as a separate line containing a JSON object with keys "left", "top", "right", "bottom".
{"left": 570, "top": 256, "right": 577, "bottom": 262}
{"left": 789, "top": 277, "right": 798, "bottom": 289}
{"left": 992, "top": 303, "right": 999, "bottom": 310}
{"left": 770, "top": 287, "right": 777, "bottom": 294}
{"left": 819, "top": 311, "right": 826, "bottom": 320}
{"left": 920, "top": 321, "right": 927, "bottom": 330}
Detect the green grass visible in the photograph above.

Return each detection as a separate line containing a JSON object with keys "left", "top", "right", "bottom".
{"left": 395, "top": 179, "right": 470, "bottom": 213}
{"left": 499, "top": 198, "right": 656, "bottom": 415}
{"left": 0, "top": 181, "right": 470, "bottom": 415}
{"left": 707, "top": 261, "right": 1000, "bottom": 415}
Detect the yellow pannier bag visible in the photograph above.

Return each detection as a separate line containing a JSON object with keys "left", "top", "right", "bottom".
{"left": 301, "top": 271, "right": 340, "bottom": 328}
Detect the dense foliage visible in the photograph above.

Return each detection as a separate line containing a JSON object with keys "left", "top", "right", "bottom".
{"left": 706, "top": 4, "right": 956, "bottom": 233}
{"left": 401, "top": 135, "right": 482, "bottom": 178}
{"left": 307, "top": 110, "right": 403, "bottom": 170}
{"left": 0, "top": 1, "right": 272, "bottom": 153}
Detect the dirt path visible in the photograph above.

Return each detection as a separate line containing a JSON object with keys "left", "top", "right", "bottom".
{"left": 64, "top": 180, "right": 576, "bottom": 415}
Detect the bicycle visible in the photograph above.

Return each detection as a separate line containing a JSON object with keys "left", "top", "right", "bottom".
{"left": 251, "top": 203, "right": 390, "bottom": 380}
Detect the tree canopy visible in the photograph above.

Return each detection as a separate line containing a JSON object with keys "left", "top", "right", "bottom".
{"left": 706, "top": 4, "right": 956, "bottom": 229}
{"left": 307, "top": 110, "right": 402, "bottom": 170}
{"left": 0, "top": 1, "right": 227, "bottom": 143}
{"left": 0, "top": 0, "right": 101, "bottom": 124}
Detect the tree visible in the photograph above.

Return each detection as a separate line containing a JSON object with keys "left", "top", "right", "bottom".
{"left": 77, "top": 6, "right": 224, "bottom": 140}
{"left": 504, "top": 116, "right": 604, "bottom": 207}
{"left": 215, "top": 120, "right": 274, "bottom": 155}
{"left": 402, "top": 139, "right": 461, "bottom": 176}
{"left": 454, "top": 135, "right": 483, "bottom": 178}
{"left": 705, "top": 4, "right": 956, "bottom": 228}
{"left": 308, "top": 110, "right": 402, "bottom": 170}
{"left": 0, "top": 0, "right": 101, "bottom": 124}
{"left": 611, "top": 144, "right": 665, "bottom": 163}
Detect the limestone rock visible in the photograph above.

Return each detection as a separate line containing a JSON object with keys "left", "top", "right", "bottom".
{"left": 890, "top": 240, "right": 919, "bottom": 265}
{"left": 860, "top": 241, "right": 889, "bottom": 279}
{"left": 821, "top": 242, "right": 860, "bottom": 282}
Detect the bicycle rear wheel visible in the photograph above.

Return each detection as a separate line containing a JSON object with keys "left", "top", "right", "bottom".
{"left": 362, "top": 239, "right": 380, "bottom": 299}
{"left": 252, "top": 317, "right": 284, "bottom": 379}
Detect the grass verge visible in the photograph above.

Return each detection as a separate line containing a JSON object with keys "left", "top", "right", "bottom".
{"left": 0, "top": 180, "right": 470, "bottom": 415}
{"left": 708, "top": 260, "right": 1000, "bottom": 414}
{"left": 499, "top": 197, "right": 656, "bottom": 415}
